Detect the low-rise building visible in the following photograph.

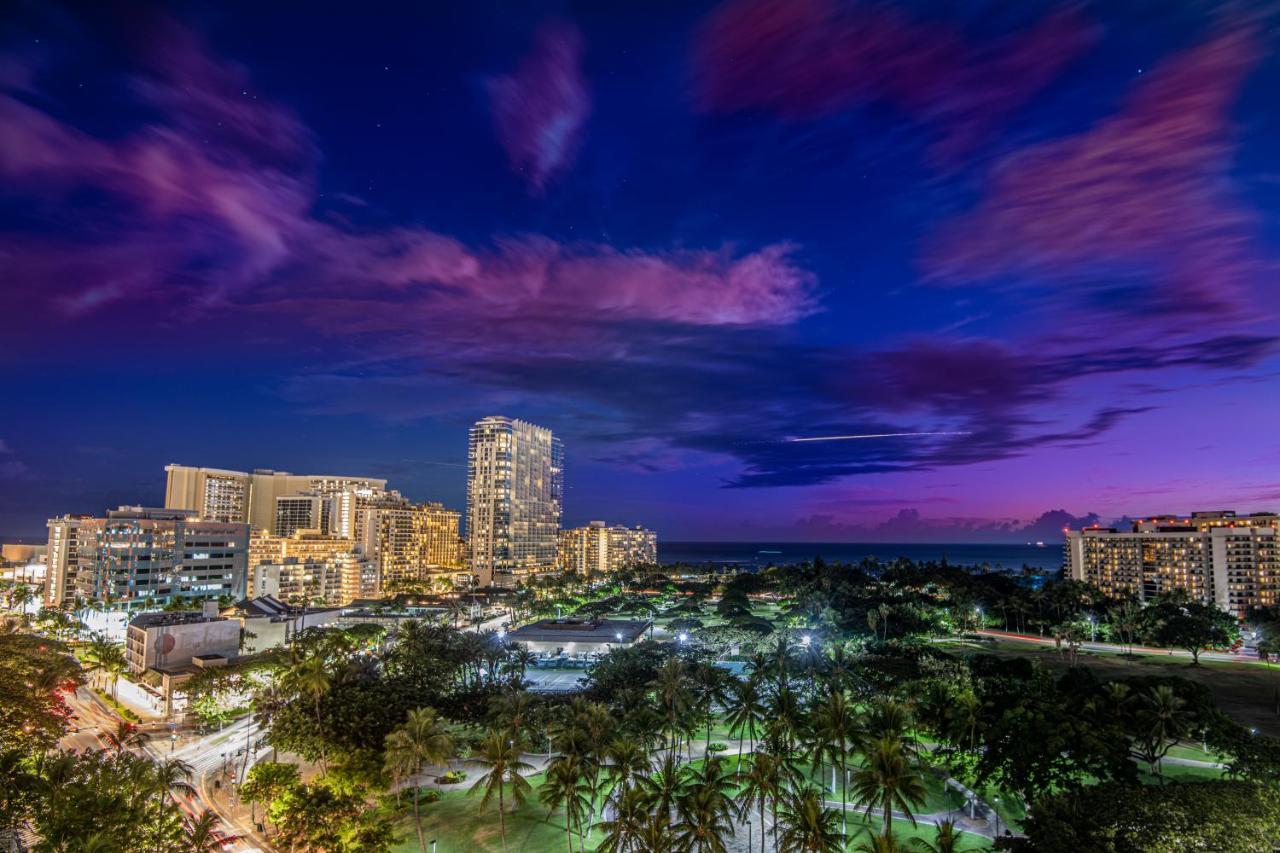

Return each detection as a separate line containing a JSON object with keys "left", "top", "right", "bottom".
{"left": 124, "top": 602, "right": 240, "bottom": 674}
{"left": 225, "top": 595, "right": 343, "bottom": 651}
{"left": 505, "top": 617, "right": 651, "bottom": 655}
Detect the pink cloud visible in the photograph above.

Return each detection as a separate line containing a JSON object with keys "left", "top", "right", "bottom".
{"left": 925, "top": 25, "right": 1262, "bottom": 321}
{"left": 0, "top": 21, "right": 814, "bottom": 331}
{"left": 487, "top": 22, "right": 590, "bottom": 193}
{"left": 693, "top": 0, "right": 1096, "bottom": 164}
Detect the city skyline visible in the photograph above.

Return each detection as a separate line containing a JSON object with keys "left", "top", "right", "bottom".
{"left": 3, "top": 1, "right": 1280, "bottom": 542}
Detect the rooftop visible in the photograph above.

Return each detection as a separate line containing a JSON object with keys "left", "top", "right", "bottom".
{"left": 507, "top": 618, "right": 651, "bottom": 644}
{"left": 129, "top": 611, "right": 226, "bottom": 629}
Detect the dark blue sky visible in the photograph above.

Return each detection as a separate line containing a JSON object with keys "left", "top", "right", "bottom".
{"left": 2, "top": 0, "right": 1278, "bottom": 541}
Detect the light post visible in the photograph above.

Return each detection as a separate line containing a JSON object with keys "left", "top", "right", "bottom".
{"left": 170, "top": 733, "right": 178, "bottom": 754}
{"left": 1088, "top": 614, "right": 1097, "bottom": 643}
{"left": 992, "top": 795, "right": 1002, "bottom": 836}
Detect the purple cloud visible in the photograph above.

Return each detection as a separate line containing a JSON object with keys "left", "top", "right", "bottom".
{"left": 925, "top": 24, "right": 1264, "bottom": 324}
{"left": 693, "top": 0, "right": 1097, "bottom": 165}
{"left": 487, "top": 22, "right": 590, "bottom": 193}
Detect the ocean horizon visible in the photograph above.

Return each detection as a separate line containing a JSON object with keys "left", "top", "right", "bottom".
{"left": 659, "top": 540, "right": 1063, "bottom": 572}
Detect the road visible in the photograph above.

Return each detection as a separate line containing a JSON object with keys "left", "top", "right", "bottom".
{"left": 61, "top": 687, "right": 270, "bottom": 851}
{"left": 975, "top": 629, "right": 1261, "bottom": 665}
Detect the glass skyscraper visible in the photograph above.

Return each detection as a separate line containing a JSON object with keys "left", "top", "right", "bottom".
{"left": 466, "top": 416, "right": 563, "bottom": 587}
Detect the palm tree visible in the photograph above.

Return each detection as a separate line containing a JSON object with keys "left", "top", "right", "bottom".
{"left": 492, "top": 689, "right": 536, "bottom": 749}
{"left": 640, "top": 752, "right": 683, "bottom": 822}
{"left": 776, "top": 785, "right": 843, "bottom": 853}
{"left": 766, "top": 685, "right": 804, "bottom": 756}
{"left": 850, "top": 736, "right": 927, "bottom": 843}
{"left": 385, "top": 707, "right": 456, "bottom": 853}
{"left": 810, "top": 688, "right": 857, "bottom": 838}
{"left": 103, "top": 720, "right": 147, "bottom": 753}
{"left": 540, "top": 754, "right": 593, "bottom": 853}
{"left": 650, "top": 658, "right": 692, "bottom": 760}
{"left": 508, "top": 644, "right": 538, "bottom": 682}
{"left": 1136, "top": 684, "right": 1191, "bottom": 779}
{"left": 737, "top": 751, "right": 786, "bottom": 853}
{"left": 469, "top": 730, "right": 534, "bottom": 853}
{"left": 152, "top": 757, "right": 195, "bottom": 808}
{"left": 604, "top": 737, "right": 651, "bottom": 793}
{"left": 674, "top": 758, "right": 736, "bottom": 853}
{"left": 184, "top": 810, "right": 242, "bottom": 852}
{"left": 286, "top": 656, "right": 330, "bottom": 773}
{"left": 596, "top": 784, "right": 653, "bottom": 853}
{"left": 913, "top": 819, "right": 968, "bottom": 853}
{"left": 725, "top": 676, "right": 766, "bottom": 771}
{"left": 691, "top": 664, "right": 736, "bottom": 754}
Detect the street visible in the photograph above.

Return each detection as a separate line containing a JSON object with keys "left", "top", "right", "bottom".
{"left": 61, "top": 688, "right": 269, "bottom": 852}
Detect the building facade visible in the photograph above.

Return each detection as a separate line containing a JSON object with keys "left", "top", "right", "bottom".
{"left": 124, "top": 603, "right": 240, "bottom": 674}
{"left": 1067, "top": 510, "right": 1280, "bottom": 618}
{"left": 45, "top": 515, "right": 90, "bottom": 607}
{"left": 467, "top": 417, "right": 563, "bottom": 587}
{"left": 359, "top": 494, "right": 465, "bottom": 591}
{"left": 67, "top": 507, "right": 248, "bottom": 608}
{"left": 164, "top": 465, "right": 386, "bottom": 531}
{"left": 558, "top": 521, "right": 657, "bottom": 576}
{"left": 249, "top": 529, "right": 372, "bottom": 605}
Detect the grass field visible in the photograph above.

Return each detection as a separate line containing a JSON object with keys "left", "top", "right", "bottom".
{"left": 954, "top": 637, "right": 1280, "bottom": 738}
{"left": 392, "top": 767, "right": 984, "bottom": 853}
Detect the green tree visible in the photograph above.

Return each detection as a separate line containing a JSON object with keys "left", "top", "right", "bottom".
{"left": 284, "top": 656, "right": 331, "bottom": 773}
{"left": 595, "top": 783, "right": 653, "bottom": 853}
{"left": 183, "top": 810, "right": 241, "bottom": 852}
{"left": 1132, "top": 684, "right": 1191, "bottom": 779}
{"left": 673, "top": 757, "right": 736, "bottom": 853}
{"left": 238, "top": 761, "right": 300, "bottom": 829}
{"left": 539, "top": 754, "right": 593, "bottom": 853}
{"left": 1151, "top": 598, "right": 1239, "bottom": 664}
{"left": 776, "top": 785, "right": 843, "bottom": 853}
{"left": 384, "top": 707, "right": 455, "bottom": 853}
{"left": 725, "top": 676, "right": 766, "bottom": 771}
{"left": 1019, "top": 780, "right": 1280, "bottom": 852}
{"left": 850, "top": 736, "right": 927, "bottom": 844}
{"left": 736, "top": 751, "right": 788, "bottom": 853}
{"left": 469, "top": 730, "right": 534, "bottom": 853}
{"left": 809, "top": 688, "right": 858, "bottom": 838}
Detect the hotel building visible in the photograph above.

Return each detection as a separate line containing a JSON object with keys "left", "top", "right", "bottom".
{"left": 358, "top": 493, "right": 465, "bottom": 591}
{"left": 467, "top": 416, "right": 563, "bottom": 587}
{"left": 59, "top": 506, "right": 248, "bottom": 609}
{"left": 248, "top": 528, "right": 373, "bottom": 605}
{"left": 558, "top": 521, "right": 658, "bottom": 576}
{"left": 1066, "top": 510, "right": 1280, "bottom": 618}
{"left": 164, "top": 464, "right": 386, "bottom": 532}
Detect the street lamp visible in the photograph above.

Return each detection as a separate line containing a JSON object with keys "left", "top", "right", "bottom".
{"left": 1088, "top": 613, "right": 1097, "bottom": 643}
{"left": 678, "top": 633, "right": 688, "bottom": 644}
{"left": 800, "top": 634, "right": 811, "bottom": 647}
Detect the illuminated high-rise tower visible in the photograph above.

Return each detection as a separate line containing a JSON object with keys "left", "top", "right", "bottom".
{"left": 466, "top": 416, "right": 563, "bottom": 587}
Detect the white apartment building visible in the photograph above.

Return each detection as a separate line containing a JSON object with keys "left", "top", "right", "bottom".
{"left": 559, "top": 521, "right": 658, "bottom": 576}
{"left": 467, "top": 417, "right": 563, "bottom": 587}
{"left": 1066, "top": 510, "right": 1280, "bottom": 618}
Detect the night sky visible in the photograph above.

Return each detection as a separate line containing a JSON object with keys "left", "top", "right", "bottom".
{"left": 2, "top": 1, "right": 1278, "bottom": 542}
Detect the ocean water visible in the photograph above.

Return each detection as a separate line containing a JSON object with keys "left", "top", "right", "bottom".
{"left": 658, "top": 541, "right": 1063, "bottom": 573}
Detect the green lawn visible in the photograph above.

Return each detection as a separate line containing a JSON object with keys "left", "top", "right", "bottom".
{"left": 393, "top": 766, "right": 982, "bottom": 853}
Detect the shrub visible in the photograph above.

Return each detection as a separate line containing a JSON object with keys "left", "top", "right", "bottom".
{"left": 437, "top": 770, "right": 466, "bottom": 784}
